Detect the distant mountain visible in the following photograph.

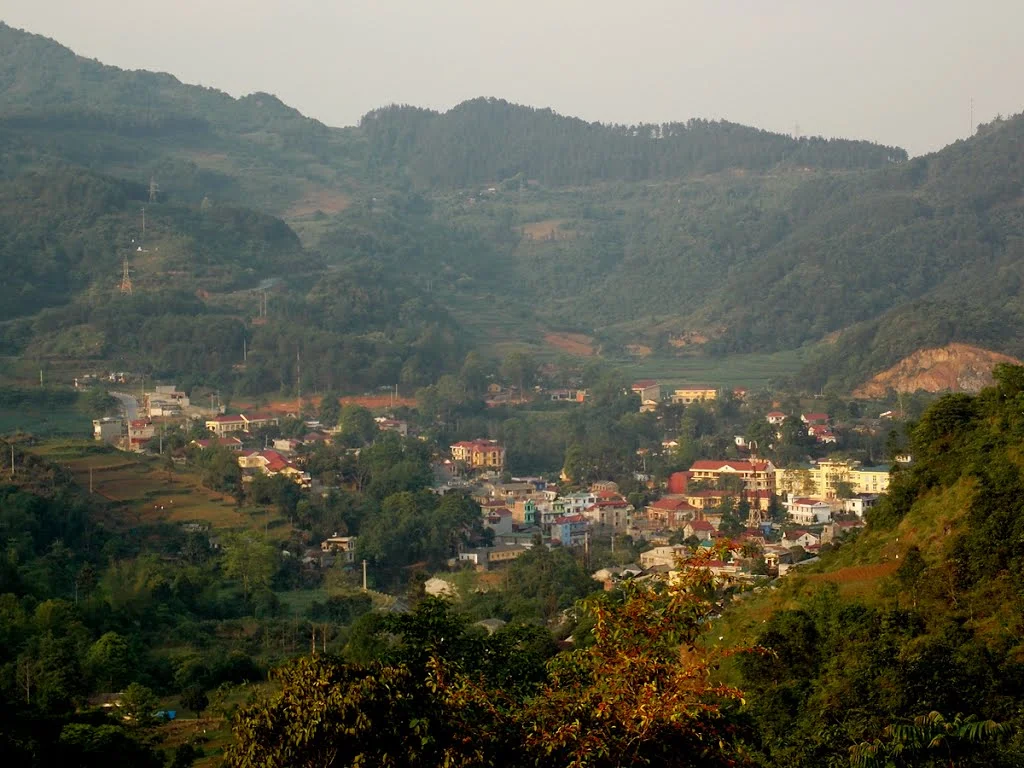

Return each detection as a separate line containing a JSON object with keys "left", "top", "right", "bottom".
{"left": 2, "top": 22, "right": 1023, "bottom": 396}
{"left": 362, "top": 98, "right": 908, "bottom": 189}
{"left": 0, "top": 22, "right": 366, "bottom": 215}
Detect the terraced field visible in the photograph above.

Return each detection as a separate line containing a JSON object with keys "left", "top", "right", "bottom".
{"left": 29, "top": 440, "right": 286, "bottom": 533}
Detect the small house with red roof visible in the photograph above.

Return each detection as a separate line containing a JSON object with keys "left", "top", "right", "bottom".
{"left": 801, "top": 413, "right": 829, "bottom": 425}
{"left": 808, "top": 424, "right": 838, "bottom": 444}
{"left": 483, "top": 507, "right": 514, "bottom": 535}
{"left": 645, "top": 496, "right": 696, "bottom": 528}
{"left": 631, "top": 380, "right": 661, "bottom": 402}
{"left": 582, "top": 497, "right": 633, "bottom": 532}
{"left": 766, "top": 411, "right": 787, "bottom": 425}
{"left": 683, "top": 518, "right": 717, "bottom": 541}
{"left": 238, "top": 449, "right": 310, "bottom": 486}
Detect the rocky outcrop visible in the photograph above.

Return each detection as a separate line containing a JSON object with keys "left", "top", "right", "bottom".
{"left": 854, "top": 343, "right": 1021, "bottom": 398}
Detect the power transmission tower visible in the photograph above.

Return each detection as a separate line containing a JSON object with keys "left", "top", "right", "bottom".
{"left": 119, "top": 255, "right": 133, "bottom": 295}
{"left": 148, "top": 176, "right": 159, "bottom": 203}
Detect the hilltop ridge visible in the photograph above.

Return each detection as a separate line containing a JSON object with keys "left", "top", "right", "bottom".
{"left": 1, "top": 21, "right": 1023, "bottom": 394}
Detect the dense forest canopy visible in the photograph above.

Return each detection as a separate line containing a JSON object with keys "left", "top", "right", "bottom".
{"left": 361, "top": 98, "right": 908, "bottom": 188}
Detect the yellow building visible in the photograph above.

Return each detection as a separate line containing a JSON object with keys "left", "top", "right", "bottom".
{"left": 688, "top": 460, "right": 777, "bottom": 493}
{"left": 671, "top": 386, "right": 718, "bottom": 404}
{"left": 450, "top": 439, "right": 506, "bottom": 470}
{"left": 775, "top": 460, "right": 890, "bottom": 500}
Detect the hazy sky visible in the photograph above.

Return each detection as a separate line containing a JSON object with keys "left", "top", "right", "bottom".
{"left": 4, "top": 0, "right": 1023, "bottom": 156}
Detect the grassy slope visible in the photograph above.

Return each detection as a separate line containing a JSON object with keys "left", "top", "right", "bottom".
{"left": 28, "top": 439, "right": 290, "bottom": 534}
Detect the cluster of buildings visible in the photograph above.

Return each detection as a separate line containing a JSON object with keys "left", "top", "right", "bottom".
{"left": 92, "top": 416, "right": 160, "bottom": 453}
{"left": 630, "top": 380, "right": 742, "bottom": 413}
{"left": 440, "top": 475, "right": 639, "bottom": 569}
{"left": 765, "top": 411, "right": 837, "bottom": 444}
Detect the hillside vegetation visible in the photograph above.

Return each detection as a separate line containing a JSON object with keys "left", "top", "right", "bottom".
{"left": 725, "top": 364, "right": 1024, "bottom": 766}
{"left": 1, "top": 21, "right": 1023, "bottom": 395}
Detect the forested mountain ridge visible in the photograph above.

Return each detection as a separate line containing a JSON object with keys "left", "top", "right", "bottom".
{"left": 361, "top": 98, "right": 908, "bottom": 188}
{"left": 0, "top": 165, "right": 463, "bottom": 394}
{"left": 0, "top": 22, "right": 367, "bottom": 215}
{"left": 3, "top": 21, "right": 1024, "bottom": 395}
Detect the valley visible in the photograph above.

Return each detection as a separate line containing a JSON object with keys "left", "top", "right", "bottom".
{"left": 1, "top": 16, "right": 1023, "bottom": 768}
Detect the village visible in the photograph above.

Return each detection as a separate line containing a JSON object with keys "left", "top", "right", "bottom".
{"left": 89, "top": 377, "right": 900, "bottom": 595}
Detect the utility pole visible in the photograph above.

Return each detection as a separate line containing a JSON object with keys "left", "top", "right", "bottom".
{"left": 10, "top": 444, "right": 14, "bottom": 476}
{"left": 296, "top": 349, "right": 301, "bottom": 417}
{"left": 89, "top": 467, "right": 93, "bottom": 494}
{"left": 39, "top": 370, "right": 43, "bottom": 387}
{"left": 362, "top": 559, "right": 368, "bottom": 592}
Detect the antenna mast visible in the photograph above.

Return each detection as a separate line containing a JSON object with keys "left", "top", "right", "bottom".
{"left": 119, "top": 255, "right": 133, "bottom": 295}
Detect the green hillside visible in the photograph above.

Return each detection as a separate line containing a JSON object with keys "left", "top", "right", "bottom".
{"left": 0, "top": 166, "right": 462, "bottom": 393}
{"left": 2, "top": 22, "right": 1024, "bottom": 395}
{"left": 361, "top": 98, "right": 906, "bottom": 188}
{"left": 720, "top": 365, "right": 1024, "bottom": 766}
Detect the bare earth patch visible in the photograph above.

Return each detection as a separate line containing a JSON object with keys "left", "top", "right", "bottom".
{"left": 669, "top": 332, "right": 710, "bottom": 348}
{"left": 544, "top": 332, "right": 596, "bottom": 357}
{"left": 521, "top": 219, "right": 576, "bottom": 241}
{"left": 855, "top": 343, "right": 1021, "bottom": 398}
{"left": 285, "top": 184, "right": 352, "bottom": 218}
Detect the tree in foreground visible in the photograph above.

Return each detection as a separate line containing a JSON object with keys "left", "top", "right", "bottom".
{"left": 225, "top": 562, "right": 747, "bottom": 767}
{"left": 850, "top": 711, "right": 1011, "bottom": 768}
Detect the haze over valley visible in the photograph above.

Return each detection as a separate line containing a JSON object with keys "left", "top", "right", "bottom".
{"left": 1, "top": 12, "right": 1024, "bottom": 768}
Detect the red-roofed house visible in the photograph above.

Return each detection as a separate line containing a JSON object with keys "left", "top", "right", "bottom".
{"left": 801, "top": 413, "right": 829, "bottom": 425}
{"left": 683, "top": 518, "right": 717, "bottom": 540}
{"left": 645, "top": 497, "right": 696, "bottom": 527}
{"left": 808, "top": 424, "right": 838, "bottom": 444}
{"left": 484, "top": 507, "right": 514, "bottom": 535}
{"left": 631, "top": 380, "right": 661, "bottom": 403}
{"left": 766, "top": 411, "right": 787, "bottom": 425}
{"left": 127, "top": 419, "right": 156, "bottom": 452}
{"left": 583, "top": 498, "right": 633, "bottom": 531}
{"left": 238, "top": 449, "right": 310, "bottom": 486}
{"left": 688, "top": 460, "right": 776, "bottom": 493}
